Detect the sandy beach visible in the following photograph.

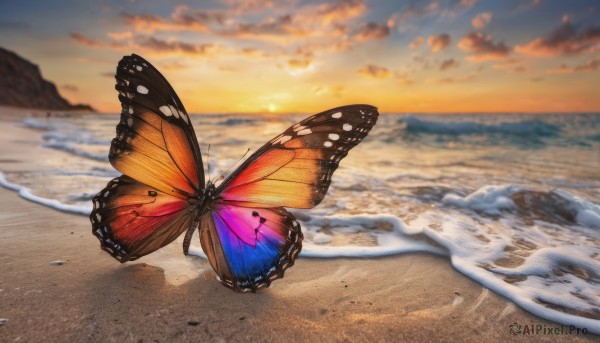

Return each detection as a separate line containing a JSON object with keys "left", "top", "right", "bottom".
{"left": 0, "top": 107, "right": 597, "bottom": 342}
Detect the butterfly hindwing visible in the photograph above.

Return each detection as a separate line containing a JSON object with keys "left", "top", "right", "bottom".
{"left": 91, "top": 175, "right": 197, "bottom": 262}
{"left": 199, "top": 205, "right": 302, "bottom": 292}
{"left": 217, "top": 105, "right": 379, "bottom": 208}
{"left": 111, "top": 54, "right": 204, "bottom": 197}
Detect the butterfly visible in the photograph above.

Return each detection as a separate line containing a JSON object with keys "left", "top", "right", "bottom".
{"left": 90, "top": 54, "right": 379, "bottom": 292}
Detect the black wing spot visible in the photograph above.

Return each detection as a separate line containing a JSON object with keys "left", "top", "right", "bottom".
{"left": 252, "top": 211, "right": 259, "bottom": 217}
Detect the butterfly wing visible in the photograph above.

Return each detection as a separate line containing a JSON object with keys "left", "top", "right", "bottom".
{"left": 198, "top": 105, "right": 378, "bottom": 291}
{"left": 217, "top": 104, "right": 379, "bottom": 208}
{"left": 91, "top": 175, "right": 197, "bottom": 262}
{"left": 111, "top": 54, "right": 204, "bottom": 197}
{"left": 91, "top": 54, "right": 204, "bottom": 261}
{"left": 199, "top": 205, "right": 302, "bottom": 292}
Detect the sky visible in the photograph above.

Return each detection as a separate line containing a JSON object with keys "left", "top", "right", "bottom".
{"left": 1, "top": 0, "right": 599, "bottom": 114}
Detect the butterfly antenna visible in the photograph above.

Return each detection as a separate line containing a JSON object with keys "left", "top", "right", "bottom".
{"left": 206, "top": 144, "right": 211, "bottom": 183}
{"left": 217, "top": 148, "right": 251, "bottom": 182}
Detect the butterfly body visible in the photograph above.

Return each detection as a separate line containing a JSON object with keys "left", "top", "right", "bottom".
{"left": 91, "top": 54, "right": 378, "bottom": 292}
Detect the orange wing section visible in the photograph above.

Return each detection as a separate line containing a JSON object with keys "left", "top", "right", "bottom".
{"left": 219, "top": 105, "right": 379, "bottom": 209}
{"left": 91, "top": 175, "right": 197, "bottom": 262}
{"left": 110, "top": 54, "right": 204, "bottom": 198}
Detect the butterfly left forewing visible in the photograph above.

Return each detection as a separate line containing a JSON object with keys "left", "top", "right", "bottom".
{"left": 112, "top": 54, "right": 204, "bottom": 197}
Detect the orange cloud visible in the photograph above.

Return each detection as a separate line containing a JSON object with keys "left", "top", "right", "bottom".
{"left": 70, "top": 32, "right": 129, "bottom": 49}
{"left": 472, "top": 12, "right": 492, "bottom": 29}
{"left": 440, "top": 58, "right": 459, "bottom": 71}
{"left": 428, "top": 33, "right": 451, "bottom": 53}
{"left": 515, "top": 18, "right": 600, "bottom": 57}
{"left": 458, "top": 32, "right": 510, "bottom": 61}
{"left": 121, "top": 5, "right": 225, "bottom": 34}
{"left": 315, "top": 0, "right": 367, "bottom": 25}
{"left": 107, "top": 31, "right": 133, "bottom": 40}
{"left": 220, "top": 14, "right": 308, "bottom": 40}
{"left": 429, "top": 73, "right": 475, "bottom": 85}
{"left": 546, "top": 55, "right": 600, "bottom": 73}
{"left": 354, "top": 22, "right": 390, "bottom": 42}
{"left": 137, "top": 36, "right": 217, "bottom": 55}
{"left": 357, "top": 64, "right": 391, "bottom": 79}
{"left": 70, "top": 32, "right": 101, "bottom": 47}
{"left": 409, "top": 36, "right": 424, "bottom": 48}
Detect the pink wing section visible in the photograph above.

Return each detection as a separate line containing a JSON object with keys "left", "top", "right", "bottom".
{"left": 199, "top": 203, "right": 302, "bottom": 292}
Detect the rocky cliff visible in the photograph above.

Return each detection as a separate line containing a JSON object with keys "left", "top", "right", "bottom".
{"left": 0, "top": 47, "right": 94, "bottom": 111}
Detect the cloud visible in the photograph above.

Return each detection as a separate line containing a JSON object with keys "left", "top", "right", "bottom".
{"left": 220, "top": 14, "right": 307, "bottom": 39}
{"left": 440, "top": 58, "right": 459, "bottom": 71}
{"left": 492, "top": 58, "right": 527, "bottom": 73}
{"left": 137, "top": 36, "right": 216, "bottom": 55}
{"left": 354, "top": 22, "right": 390, "bottom": 42}
{"left": 395, "top": 73, "right": 415, "bottom": 85}
{"left": 222, "top": 0, "right": 282, "bottom": 14}
{"left": 457, "top": 0, "right": 478, "bottom": 10}
{"left": 70, "top": 32, "right": 102, "bottom": 47}
{"left": 313, "top": 84, "right": 345, "bottom": 97}
{"left": 388, "top": 2, "right": 440, "bottom": 27}
{"left": 458, "top": 32, "right": 510, "bottom": 61}
{"left": 546, "top": 55, "right": 600, "bottom": 73}
{"left": 440, "top": 0, "right": 478, "bottom": 18}
{"left": 107, "top": 31, "right": 133, "bottom": 40}
{"left": 357, "top": 64, "right": 391, "bottom": 79}
{"left": 428, "top": 33, "right": 451, "bottom": 52}
{"left": 515, "top": 17, "right": 600, "bottom": 57}
{"left": 429, "top": 73, "right": 475, "bottom": 85}
{"left": 472, "top": 12, "right": 492, "bottom": 29}
{"left": 121, "top": 5, "right": 225, "bottom": 34}
{"left": 314, "top": 0, "right": 367, "bottom": 25}
{"left": 409, "top": 36, "right": 424, "bottom": 48}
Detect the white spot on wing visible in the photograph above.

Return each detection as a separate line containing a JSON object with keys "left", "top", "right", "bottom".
{"left": 159, "top": 106, "right": 172, "bottom": 116}
{"left": 293, "top": 125, "right": 307, "bottom": 132}
{"left": 297, "top": 128, "right": 312, "bottom": 136}
{"left": 168, "top": 105, "right": 180, "bottom": 118}
{"left": 279, "top": 135, "right": 292, "bottom": 144}
{"left": 136, "top": 85, "right": 149, "bottom": 94}
{"left": 328, "top": 133, "right": 340, "bottom": 140}
{"left": 273, "top": 135, "right": 293, "bottom": 145}
{"left": 332, "top": 112, "right": 342, "bottom": 118}
{"left": 343, "top": 123, "right": 352, "bottom": 131}
{"left": 135, "top": 65, "right": 142, "bottom": 71}
{"left": 324, "top": 141, "right": 333, "bottom": 147}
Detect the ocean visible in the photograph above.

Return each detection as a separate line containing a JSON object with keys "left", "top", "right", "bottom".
{"left": 1, "top": 112, "right": 599, "bottom": 333}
